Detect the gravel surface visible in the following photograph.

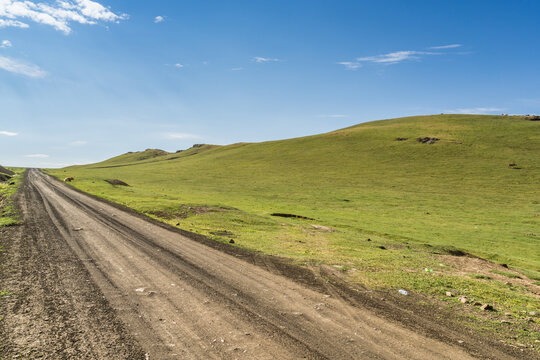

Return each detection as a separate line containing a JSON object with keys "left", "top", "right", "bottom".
{"left": 0, "top": 169, "right": 527, "bottom": 359}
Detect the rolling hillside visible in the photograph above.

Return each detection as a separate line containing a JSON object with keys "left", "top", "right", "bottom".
{"left": 48, "top": 114, "right": 540, "bottom": 336}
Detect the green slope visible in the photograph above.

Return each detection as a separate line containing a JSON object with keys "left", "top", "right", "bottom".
{"left": 76, "top": 144, "right": 221, "bottom": 169}
{"left": 99, "top": 148, "right": 171, "bottom": 165}
{"left": 56, "top": 114, "right": 539, "bottom": 269}
{"left": 49, "top": 114, "right": 540, "bottom": 336}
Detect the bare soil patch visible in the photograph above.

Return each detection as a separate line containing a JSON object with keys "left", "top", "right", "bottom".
{"left": 439, "top": 255, "right": 540, "bottom": 297}
{"left": 189, "top": 204, "right": 233, "bottom": 214}
{"left": 105, "top": 179, "right": 129, "bottom": 186}
{"left": 147, "top": 204, "right": 235, "bottom": 220}
{"left": 271, "top": 212, "right": 315, "bottom": 220}
{"left": 311, "top": 224, "right": 337, "bottom": 232}
{"left": 417, "top": 137, "right": 440, "bottom": 144}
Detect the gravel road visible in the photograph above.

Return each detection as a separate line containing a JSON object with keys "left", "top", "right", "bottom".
{"left": 0, "top": 169, "right": 523, "bottom": 359}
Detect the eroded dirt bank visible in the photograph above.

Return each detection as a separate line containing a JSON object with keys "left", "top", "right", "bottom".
{"left": 0, "top": 169, "right": 531, "bottom": 359}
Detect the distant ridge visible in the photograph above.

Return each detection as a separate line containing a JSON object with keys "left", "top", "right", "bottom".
{"left": 101, "top": 149, "right": 171, "bottom": 166}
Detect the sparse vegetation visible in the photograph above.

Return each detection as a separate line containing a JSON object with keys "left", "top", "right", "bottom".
{"left": 491, "top": 269, "right": 522, "bottom": 279}
{"left": 472, "top": 274, "right": 492, "bottom": 280}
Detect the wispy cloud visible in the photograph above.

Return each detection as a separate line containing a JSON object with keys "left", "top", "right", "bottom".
{"left": 154, "top": 15, "right": 164, "bottom": 23}
{"left": 445, "top": 107, "right": 504, "bottom": 114}
{"left": 0, "top": 19, "right": 29, "bottom": 28}
{"left": 174, "top": 63, "right": 183, "bottom": 68}
{"left": 230, "top": 67, "right": 243, "bottom": 71}
{"left": 0, "top": 130, "right": 18, "bottom": 136}
{"left": 253, "top": 57, "right": 281, "bottom": 63}
{"left": 358, "top": 50, "right": 435, "bottom": 64}
{"left": 1, "top": 40, "right": 12, "bottom": 48}
{"left": 319, "top": 114, "right": 348, "bottom": 118}
{"left": 164, "top": 132, "right": 201, "bottom": 140}
{"left": 0, "top": 56, "right": 47, "bottom": 78}
{"left": 429, "top": 44, "right": 462, "bottom": 49}
{"left": 0, "top": 0, "right": 127, "bottom": 34}
{"left": 338, "top": 51, "right": 430, "bottom": 69}
{"left": 338, "top": 45, "right": 464, "bottom": 70}
{"left": 25, "top": 154, "right": 49, "bottom": 158}
{"left": 337, "top": 61, "right": 361, "bottom": 70}
{"left": 69, "top": 140, "right": 87, "bottom": 146}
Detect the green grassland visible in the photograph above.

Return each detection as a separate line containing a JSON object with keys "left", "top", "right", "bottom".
{"left": 0, "top": 168, "right": 24, "bottom": 227}
{"left": 47, "top": 114, "right": 540, "bottom": 342}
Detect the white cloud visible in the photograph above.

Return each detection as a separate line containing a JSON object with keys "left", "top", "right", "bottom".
{"left": 0, "top": 0, "right": 127, "bottom": 34}
{"left": 429, "top": 44, "right": 462, "bottom": 49}
{"left": 0, "top": 18, "right": 29, "bottom": 28}
{"left": 339, "top": 47, "right": 462, "bottom": 70}
{"left": 70, "top": 0, "right": 124, "bottom": 21}
{"left": 446, "top": 107, "right": 504, "bottom": 114}
{"left": 253, "top": 56, "right": 280, "bottom": 63}
{"left": 357, "top": 50, "right": 435, "bottom": 64}
{"left": 0, "top": 55, "right": 47, "bottom": 78}
{"left": 1, "top": 39, "right": 12, "bottom": 48}
{"left": 174, "top": 63, "right": 183, "bottom": 68}
{"left": 337, "top": 61, "right": 361, "bottom": 70}
{"left": 25, "top": 153, "right": 49, "bottom": 158}
{"left": 69, "top": 140, "right": 87, "bottom": 146}
{"left": 164, "top": 132, "right": 201, "bottom": 140}
{"left": 0, "top": 130, "right": 18, "bottom": 136}
{"left": 154, "top": 15, "right": 164, "bottom": 23}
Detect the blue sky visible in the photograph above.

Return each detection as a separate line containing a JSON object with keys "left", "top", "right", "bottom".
{"left": 1, "top": 0, "right": 539, "bottom": 167}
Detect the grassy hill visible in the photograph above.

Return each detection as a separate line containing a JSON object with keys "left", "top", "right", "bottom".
{"left": 48, "top": 114, "right": 539, "bottom": 342}
{"left": 90, "top": 144, "right": 221, "bottom": 168}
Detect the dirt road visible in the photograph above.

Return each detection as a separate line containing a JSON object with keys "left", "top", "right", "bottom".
{"left": 0, "top": 169, "right": 524, "bottom": 359}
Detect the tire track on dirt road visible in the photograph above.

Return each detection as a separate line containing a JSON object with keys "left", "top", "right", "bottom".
{"left": 2, "top": 169, "right": 522, "bottom": 359}
{"left": 0, "top": 172, "right": 145, "bottom": 359}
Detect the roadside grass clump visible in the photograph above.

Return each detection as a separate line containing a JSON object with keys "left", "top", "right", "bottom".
{"left": 0, "top": 169, "right": 23, "bottom": 336}
{"left": 0, "top": 168, "right": 24, "bottom": 227}
{"left": 46, "top": 114, "right": 540, "bottom": 347}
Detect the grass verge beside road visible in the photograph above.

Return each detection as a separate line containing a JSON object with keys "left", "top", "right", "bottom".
{"left": 0, "top": 167, "right": 24, "bottom": 330}
{"left": 0, "top": 168, "right": 24, "bottom": 227}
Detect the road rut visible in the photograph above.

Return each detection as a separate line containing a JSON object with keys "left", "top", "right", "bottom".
{"left": 2, "top": 169, "right": 518, "bottom": 359}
